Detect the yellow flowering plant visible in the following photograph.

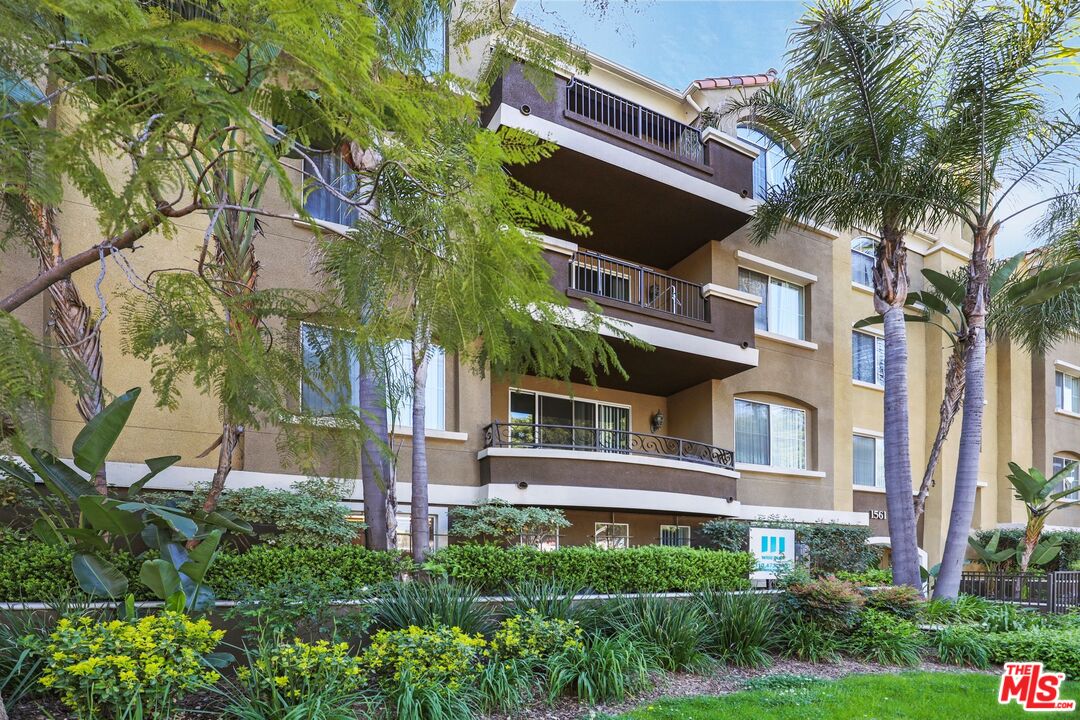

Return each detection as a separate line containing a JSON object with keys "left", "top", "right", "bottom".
{"left": 361, "top": 625, "right": 486, "bottom": 693}
{"left": 489, "top": 610, "right": 584, "bottom": 662}
{"left": 39, "top": 612, "right": 224, "bottom": 719}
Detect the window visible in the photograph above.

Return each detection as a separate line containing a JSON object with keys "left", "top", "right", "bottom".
{"left": 736, "top": 125, "right": 791, "bottom": 199}
{"left": 348, "top": 512, "right": 437, "bottom": 550}
{"left": 851, "top": 237, "right": 876, "bottom": 287}
{"left": 508, "top": 389, "right": 630, "bottom": 450}
{"left": 734, "top": 398, "right": 808, "bottom": 470}
{"left": 303, "top": 152, "right": 359, "bottom": 226}
{"left": 853, "top": 434, "right": 885, "bottom": 488}
{"left": 594, "top": 522, "right": 630, "bottom": 549}
{"left": 300, "top": 324, "right": 445, "bottom": 430}
{"left": 1057, "top": 371, "right": 1080, "bottom": 414}
{"left": 852, "top": 331, "right": 885, "bottom": 386}
{"left": 660, "top": 525, "right": 691, "bottom": 547}
{"left": 738, "top": 268, "right": 806, "bottom": 340}
{"left": 384, "top": 340, "right": 446, "bottom": 430}
{"left": 1053, "top": 456, "right": 1080, "bottom": 500}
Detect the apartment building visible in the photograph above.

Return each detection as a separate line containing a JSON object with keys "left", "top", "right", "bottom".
{"left": 5, "top": 32, "right": 1080, "bottom": 567}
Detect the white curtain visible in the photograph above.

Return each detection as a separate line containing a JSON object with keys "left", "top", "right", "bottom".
{"left": 738, "top": 269, "right": 769, "bottom": 331}
{"left": 735, "top": 399, "right": 770, "bottom": 465}
{"left": 853, "top": 435, "right": 882, "bottom": 487}
{"left": 385, "top": 340, "right": 446, "bottom": 430}
{"left": 770, "top": 405, "right": 807, "bottom": 470}
{"left": 768, "top": 278, "right": 805, "bottom": 340}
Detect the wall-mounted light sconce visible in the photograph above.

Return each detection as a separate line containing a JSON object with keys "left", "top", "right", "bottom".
{"left": 650, "top": 410, "right": 664, "bottom": 433}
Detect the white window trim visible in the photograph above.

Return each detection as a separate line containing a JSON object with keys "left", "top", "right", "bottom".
{"left": 739, "top": 268, "right": 811, "bottom": 344}
{"left": 852, "top": 432, "right": 885, "bottom": 490}
{"left": 1055, "top": 359, "right": 1080, "bottom": 374}
{"left": 852, "top": 380, "right": 885, "bottom": 393}
{"left": 755, "top": 329, "right": 819, "bottom": 351}
{"left": 1055, "top": 368, "right": 1080, "bottom": 415}
{"left": 852, "top": 281, "right": 874, "bottom": 295}
{"left": 1053, "top": 455, "right": 1080, "bottom": 502}
{"left": 736, "top": 250, "right": 817, "bottom": 285}
{"left": 509, "top": 387, "right": 632, "bottom": 427}
{"left": 733, "top": 398, "right": 811, "bottom": 472}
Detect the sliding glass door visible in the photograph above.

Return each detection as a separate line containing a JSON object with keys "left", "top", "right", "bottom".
{"left": 509, "top": 389, "right": 630, "bottom": 451}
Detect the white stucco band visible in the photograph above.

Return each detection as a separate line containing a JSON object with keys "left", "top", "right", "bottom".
{"left": 478, "top": 446, "right": 740, "bottom": 478}
{"left": 486, "top": 104, "right": 758, "bottom": 215}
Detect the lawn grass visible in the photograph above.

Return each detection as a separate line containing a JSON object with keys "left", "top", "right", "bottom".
{"left": 610, "top": 672, "right": 1080, "bottom": 719}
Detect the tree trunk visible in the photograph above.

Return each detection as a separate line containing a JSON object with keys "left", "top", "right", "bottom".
{"left": 914, "top": 347, "right": 966, "bottom": 521}
{"left": 410, "top": 331, "right": 431, "bottom": 563}
{"left": 1019, "top": 514, "right": 1046, "bottom": 574}
{"left": 359, "top": 364, "right": 390, "bottom": 550}
{"left": 934, "top": 224, "right": 995, "bottom": 600}
{"left": 201, "top": 422, "right": 243, "bottom": 514}
{"left": 0, "top": 688, "right": 8, "bottom": 720}
{"left": 32, "top": 203, "right": 108, "bottom": 493}
{"left": 874, "top": 226, "right": 921, "bottom": 590}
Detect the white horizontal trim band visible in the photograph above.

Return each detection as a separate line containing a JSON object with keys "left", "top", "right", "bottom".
{"left": 736, "top": 250, "right": 818, "bottom": 284}
{"left": 701, "top": 283, "right": 762, "bottom": 306}
{"left": 755, "top": 330, "right": 818, "bottom": 351}
{"left": 735, "top": 463, "right": 827, "bottom": 479}
{"left": 477, "top": 446, "right": 739, "bottom": 478}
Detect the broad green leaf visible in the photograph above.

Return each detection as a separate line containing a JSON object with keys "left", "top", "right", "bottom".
{"left": 0, "top": 458, "right": 35, "bottom": 487}
{"left": 127, "top": 455, "right": 181, "bottom": 496}
{"left": 139, "top": 559, "right": 183, "bottom": 601}
{"left": 72, "top": 388, "right": 141, "bottom": 476}
{"left": 1030, "top": 543, "right": 1061, "bottom": 566}
{"left": 921, "top": 269, "right": 965, "bottom": 306}
{"left": 30, "top": 449, "right": 95, "bottom": 500}
{"left": 180, "top": 529, "right": 223, "bottom": 583}
{"left": 202, "top": 510, "right": 253, "bottom": 534}
{"left": 77, "top": 496, "right": 143, "bottom": 536}
{"left": 118, "top": 503, "right": 198, "bottom": 539}
{"left": 853, "top": 314, "right": 884, "bottom": 329}
{"left": 55, "top": 527, "right": 110, "bottom": 553}
{"left": 72, "top": 553, "right": 128, "bottom": 597}
{"left": 165, "top": 590, "right": 187, "bottom": 613}
{"left": 203, "top": 651, "right": 235, "bottom": 669}
{"left": 990, "top": 253, "right": 1023, "bottom": 296}
{"left": 913, "top": 291, "right": 950, "bottom": 317}
{"left": 32, "top": 517, "right": 64, "bottom": 546}
{"left": 159, "top": 541, "right": 190, "bottom": 571}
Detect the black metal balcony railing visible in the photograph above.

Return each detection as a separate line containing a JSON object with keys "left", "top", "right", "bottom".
{"left": 565, "top": 78, "right": 705, "bottom": 166}
{"left": 483, "top": 421, "right": 735, "bottom": 470}
{"left": 570, "top": 250, "right": 709, "bottom": 323}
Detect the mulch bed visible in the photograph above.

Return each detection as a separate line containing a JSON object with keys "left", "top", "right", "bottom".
{"left": 8, "top": 660, "right": 992, "bottom": 720}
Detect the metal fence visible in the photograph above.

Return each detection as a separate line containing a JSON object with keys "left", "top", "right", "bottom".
{"left": 570, "top": 249, "right": 709, "bottom": 323}
{"left": 565, "top": 78, "right": 705, "bottom": 165}
{"left": 959, "top": 571, "right": 1080, "bottom": 613}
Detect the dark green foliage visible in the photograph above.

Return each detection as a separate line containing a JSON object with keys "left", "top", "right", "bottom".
{"left": 507, "top": 579, "right": 588, "bottom": 623}
{"left": 223, "top": 579, "right": 375, "bottom": 643}
{"left": 206, "top": 546, "right": 412, "bottom": 600}
{"left": 0, "top": 533, "right": 145, "bottom": 601}
{"left": 699, "top": 520, "right": 879, "bottom": 574}
{"left": 935, "top": 625, "right": 991, "bottom": 669}
{"left": 697, "top": 590, "right": 776, "bottom": 668}
{"left": 973, "top": 528, "right": 1080, "bottom": 572}
{"left": 864, "top": 585, "right": 925, "bottom": 620}
{"left": 476, "top": 657, "right": 536, "bottom": 714}
{"left": 449, "top": 499, "right": 570, "bottom": 547}
{"left": 0, "top": 607, "right": 48, "bottom": 708}
{"left": 849, "top": 609, "right": 925, "bottom": 666}
{"left": 373, "top": 581, "right": 494, "bottom": 636}
{"left": 981, "top": 603, "right": 1051, "bottom": 633}
{"left": 425, "top": 543, "right": 754, "bottom": 593}
{"left": 777, "top": 617, "right": 843, "bottom": 663}
{"left": 989, "top": 629, "right": 1080, "bottom": 678}
{"left": 779, "top": 575, "right": 865, "bottom": 630}
{"left": 921, "top": 595, "right": 993, "bottom": 625}
{"left": 543, "top": 632, "right": 655, "bottom": 705}
{"left": 835, "top": 568, "right": 892, "bottom": 586}
{"left": 603, "top": 596, "right": 711, "bottom": 672}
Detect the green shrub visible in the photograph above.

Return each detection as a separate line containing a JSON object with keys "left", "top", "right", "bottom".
{"left": 699, "top": 520, "right": 879, "bottom": 573}
{"left": 697, "top": 590, "right": 776, "bottom": 668}
{"left": 778, "top": 617, "right": 842, "bottom": 663}
{"left": 1, "top": 607, "right": 51, "bottom": 708}
{"left": 989, "top": 629, "right": 1080, "bottom": 677}
{"left": 603, "top": 596, "right": 711, "bottom": 671}
{"left": 981, "top": 602, "right": 1050, "bottom": 633}
{"left": 206, "top": 545, "right": 411, "bottom": 599}
{"left": 973, "top": 528, "right": 1080, "bottom": 572}
{"left": 849, "top": 609, "right": 924, "bottom": 666}
{"left": 780, "top": 575, "right": 865, "bottom": 630}
{"left": 0, "top": 536, "right": 145, "bottom": 601}
{"left": 426, "top": 543, "right": 754, "bottom": 593}
{"left": 223, "top": 579, "right": 375, "bottom": 643}
{"left": 835, "top": 568, "right": 893, "bottom": 586}
{"left": 922, "top": 594, "right": 993, "bottom": 625}
{"left": 226, "top": 637, "right": 368, "bottom": 720}
{"left": 490, "top": 610, "right": 584, "bottom": 662}
{"left": 40, "top": 612, "right": 224, "bottom": 718}
{"left": 373, "top": 581, "right": 494, "bottom": 636}
{"left": 449, "top": 499, "right": 570, "bottom": 547}
{"left": 506, "top": 579, "right": 585, "bottom": 622}
{"left": 544, "top": 632, "right": 654, "bottom": 705}
{"left": 475, "top": 657, "right": 534, "bottom": 715}
{"left": 935, "top": 625, "right": 991, "bottom": 669}
{"left": 864, "top": 585, "right": 925, "bottom": 620}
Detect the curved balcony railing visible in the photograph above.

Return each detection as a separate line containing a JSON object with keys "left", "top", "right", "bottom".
{"left": 482, "top": 421, "right": 734, "bottom": 470}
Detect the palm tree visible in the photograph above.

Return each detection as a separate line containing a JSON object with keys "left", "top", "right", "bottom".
{"left": 733, "top": 0, "right": 958, "bottom": 589}
{"left": 1005, "top": 461, "right": 1078, "bottom": 573}
{"left": 927, "top": 0, "right": 1080, "bottom": 599}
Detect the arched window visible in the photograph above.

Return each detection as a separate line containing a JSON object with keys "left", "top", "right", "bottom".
{"left": 851, "top": 236, "right": 877, "bottom": 287}
{"left": 736, "top": 125, "right": 791, "bottom": 199}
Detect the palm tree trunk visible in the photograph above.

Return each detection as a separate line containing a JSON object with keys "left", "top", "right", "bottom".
{"left": 934, "top": 225, "right": 994, "bottom": 599}
{"left": 914, "top": 347, "right": 966, "bottom": 521}
{"left": 32, "top": 203, "right": 107, "bottom": 493}
{"left": 359, "top": 364, "right": 390, "bottom": 550}
{"left": 1019, "top": 514, "right": 1046, "bottom": 574}
{"left": 875, "top": 226, "right": 921, "bottom": 590}
{"left": 410, "top": 330, "right": 431, "bottom": 563}
{"left": 882, "top": 305, "right": 921, "bottom": 588}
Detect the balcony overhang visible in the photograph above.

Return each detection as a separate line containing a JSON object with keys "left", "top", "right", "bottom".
{"left": 487, "top": 102, "right": 756, "bottom": 268}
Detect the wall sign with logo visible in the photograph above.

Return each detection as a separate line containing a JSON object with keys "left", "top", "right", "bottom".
{"left": 749, "top": 526, "right": 796, "bottom": 581}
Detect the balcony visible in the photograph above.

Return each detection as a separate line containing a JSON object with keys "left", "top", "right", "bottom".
{"left": 483, "top": 62, "right": 757, "bottom": 267}
{"left": 483, "top": 421, "right": 734, "bottom": 469}
{"left": 570, "top": 250, "right": 709, "bottom": 324}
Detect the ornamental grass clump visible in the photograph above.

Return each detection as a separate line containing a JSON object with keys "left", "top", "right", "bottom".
{"left": 39, "top": 612, "right": 223, "bottom": 719}
{"left": 849, "top": 609, "right": 925, "bottom": 667}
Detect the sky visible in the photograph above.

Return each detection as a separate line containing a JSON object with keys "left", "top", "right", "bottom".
{"left": 515, "top": 0, "right": 1079, "bottom": 256}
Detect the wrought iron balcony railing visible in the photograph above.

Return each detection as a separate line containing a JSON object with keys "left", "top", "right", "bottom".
{"left": 565, "top": 78, "right": 705, "bottom": 166}
{"left": 483, "top": 421, "right": 735, "bottom": 470}
{"left": 570, "top": 250, "right": 709, "bottom": 323}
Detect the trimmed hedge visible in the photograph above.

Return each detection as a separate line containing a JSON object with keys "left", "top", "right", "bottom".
{"left": 424, "top": 543, "right": 755, "bottom": 593}
{"left": 990, "top": 629, "right": 1080, "bottom": 678}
